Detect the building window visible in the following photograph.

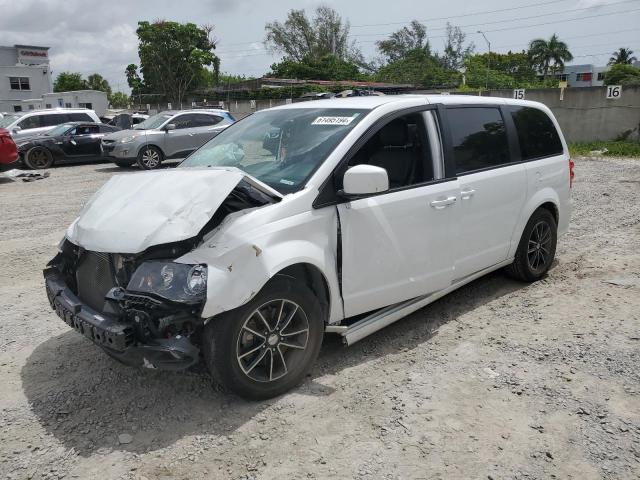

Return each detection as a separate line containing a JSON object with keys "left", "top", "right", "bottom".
{"left": 576, "top": 72, "right": 592, "bottom": 82}
{"left": 9, "top": 77, "right": 31, "bottom": 90}
{"left": 65, "top": 102, "right": 72, "bottom": 108}
{"left": 555, "top": 74, "right": 568, "bottom": 82}
{"left": 45, "top": 103, "right": 52, "bottom": 108}
{"left": 28, "top": 104, "right": 35, "bottom": 110}
{"left": 78, "top": 102, "right": 92, "bottom": 109}
{"left": 597, "top": 72, "right": 605, "bottom": 81}
{"left": 13, "top": 105, "right": 22, "bottom": 112}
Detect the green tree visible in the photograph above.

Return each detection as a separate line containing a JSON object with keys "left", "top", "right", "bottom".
{"left": 53, "top": 72, "right": 87, "bottom": 92}
{"left": 439, "top": 23, "right": 475, "bottom": 71}
{"left": 463, "top": 51, "right": 542, "bottom": 89}
{"left": 376, "top": 20, "right": 430, "bottom": 64}
{"left": 528, "top": 33, "right": 573, "bottom": 78}
{"left": 86, "top": 73, "right": 112, "bottom": 95}
{"left": 608, "top": 48, "right": 637, "bottom": 65}
{"left": 269, "top": 54, "right": 363, "bottom": 80}
{"left": 604, "top": 64, "right": 640, "bottom": 86}
{"left": 376, "top": 49, "right": 457, "bottom": 87}
{"left": 108, "top": 92, "right": 130, "bottom": 109}
{"left": 265, "top": 6, "right": 362, "bottom": 64}
{"left": 136, "top": 20, "right": 218, "bottom": 104}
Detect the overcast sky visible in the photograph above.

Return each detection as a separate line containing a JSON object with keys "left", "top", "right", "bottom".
{"left": 1, "top": 0, "right": 638, "bottom": 93}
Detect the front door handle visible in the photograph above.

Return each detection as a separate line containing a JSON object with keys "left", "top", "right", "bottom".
{"left": 430, "top": 196, "right": 457, "bottom": 209}
{"left": 461, "top": 188, "right": 476, "bottom": 199}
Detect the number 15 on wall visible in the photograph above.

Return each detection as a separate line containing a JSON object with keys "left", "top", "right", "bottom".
{"left": 513, "top": 89, "right": 525, "bottom": 100}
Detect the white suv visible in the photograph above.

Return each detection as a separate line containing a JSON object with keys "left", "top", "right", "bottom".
{"left": 0, "top": 108, "right": 101, "bottom": 140}
{"left": 44, "top": 95, "right": 572, "bottom": 399}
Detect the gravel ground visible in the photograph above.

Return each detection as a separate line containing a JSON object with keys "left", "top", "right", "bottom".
{"left": 0, "top": 157, "right": 639, "bottom": 480}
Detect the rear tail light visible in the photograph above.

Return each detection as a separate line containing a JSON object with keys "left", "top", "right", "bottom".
{"left": 569, "top": 159, "right": 575, "bottom": 188}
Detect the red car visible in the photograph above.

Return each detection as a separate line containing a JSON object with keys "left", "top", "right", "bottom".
{"left": 0, "top": 128, "right": 19, "bottom": 170}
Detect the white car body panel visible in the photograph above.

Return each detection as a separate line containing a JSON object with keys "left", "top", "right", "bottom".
{"left": 66, "top": 168, "right": 271, "bottom": 254}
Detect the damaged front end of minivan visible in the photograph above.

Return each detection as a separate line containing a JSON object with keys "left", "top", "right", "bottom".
{"left": 44, "top": 167, "right": 281, "bottom": 371}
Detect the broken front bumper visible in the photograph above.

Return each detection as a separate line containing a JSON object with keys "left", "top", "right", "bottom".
{"left": 44, "top": 269, "right": 200, "bottom": 371}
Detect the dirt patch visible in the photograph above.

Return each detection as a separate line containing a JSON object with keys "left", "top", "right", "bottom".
{"left": 1, "top": 158, "right": 639, "bottom": 479}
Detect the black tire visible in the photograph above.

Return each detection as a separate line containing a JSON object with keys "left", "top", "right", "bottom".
{"left": 203, "top": 276, "right": 324, "bottom": 400}
{"left": 114, "top": 161, "right": 132, "bottom": 168}
{"left": 136, "top": 145, "right": 163, "bottom": 169}
{"left": 24, "top": 147, "right": 53, "bottom": 169}
{"left": 506, "top": 208, "right": 557, "bottom": 282}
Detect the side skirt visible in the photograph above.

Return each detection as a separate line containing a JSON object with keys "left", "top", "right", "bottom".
{"left": 326, "top": 259, "right": 513, "bottom": 346}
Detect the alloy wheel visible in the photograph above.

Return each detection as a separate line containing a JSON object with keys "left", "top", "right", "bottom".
{"left": 527, "top": 220, "right": 552, "bottom": 272}
{"left": 28, "top": 149, "right": 50, "bottom": 168}
{"left": 141, "top": 148, "right": 160, "bottom": 168}
{"left": 236, "top": 299, "right": 310, "bottom": 382}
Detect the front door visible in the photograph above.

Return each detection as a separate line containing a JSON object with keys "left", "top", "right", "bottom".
{"left": 164, "top": 114, "right": 200, "bottom": 158}
{"left": 444, "top": 106, "right": 528, "bottom": 280}
{"left": 337, "top": 110, "right": 458, "bottom": 318}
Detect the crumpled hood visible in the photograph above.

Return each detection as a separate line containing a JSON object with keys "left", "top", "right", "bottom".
{"left": 66, "top": 167, "right": 279, "bottom": 254}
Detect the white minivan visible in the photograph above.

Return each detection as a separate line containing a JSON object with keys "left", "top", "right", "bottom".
{"left": 44, "top": 95, "right": 572, "bottom": 399}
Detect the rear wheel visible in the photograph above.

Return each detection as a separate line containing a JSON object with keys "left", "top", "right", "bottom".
{"left": 203, "top": 276, "right": 324, "bottom": 400}
{"left": 137, "top": 146, "right": 163, "bottom": 169}
{"left": 506, "top": 208, "right": 557, "bottom": 282}
{"left": 24, "top": 147, "right": 53, "bottom": 169}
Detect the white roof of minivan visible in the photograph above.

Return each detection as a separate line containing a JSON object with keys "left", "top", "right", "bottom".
{"left": 269, "top": 94, "right": 543, "bottom": 110}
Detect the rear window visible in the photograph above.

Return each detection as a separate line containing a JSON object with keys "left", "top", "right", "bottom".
{"left": 510, "top": 107, "right": 563, "bottom": 160}
{"left": 447, "top": 107, "right": 510, "bottom": 175}
{"left": 68, "top": 113, "right": 93, "bottom": 122}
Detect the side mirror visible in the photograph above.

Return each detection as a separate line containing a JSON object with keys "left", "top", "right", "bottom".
{"left": 342, "top": 164, "right": 389, "bottom": 196}
{"left": 164, "top": 123, "right": 176, "bottom": 132}
{"left": 12, "top": 126, "right": 21, "bottom": 134}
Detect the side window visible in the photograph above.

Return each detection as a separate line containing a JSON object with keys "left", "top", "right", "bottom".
{"left": 68, "top": 113, "right": 92, "bottom": 122}
{"left": 194, "top": 114, "right": 222, "bottom": 127}
{"left": 510, "top": 107, "right": 563, "bottom": 160}
{"left": 447, "top": 107, "right": 510, "bottom": 175}
{"left": 18, "top": 115, "right": 41, "bottom": 129}
{"left": 345, "top": 112, "right": 434, "bottom": 189}
{"left": 75, "top": 125, "right": 99, "bottom": 135}
{"left": 41, "top": 114, "right": 69, "bottom": 126}
{"left": 171, "top": 114, "right": 196, "bottom": 129}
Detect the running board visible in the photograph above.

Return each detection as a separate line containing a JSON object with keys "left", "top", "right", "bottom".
{"left": 329, "top": 259, "right": 512, "bottom": 346}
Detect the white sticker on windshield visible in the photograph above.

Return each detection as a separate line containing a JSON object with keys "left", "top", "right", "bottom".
{"left": 279, "top": 179, "right": 295, "bottom": 185}
{"left": 311, "top": 116, "right": 355, "bottom": 126}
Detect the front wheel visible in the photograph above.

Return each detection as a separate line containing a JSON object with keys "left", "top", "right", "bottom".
{"left": 137, "top": 145, "right": 163, "bottom": 169}
{"left": 203, "top": 276, "right": 324, "bottom": 400}
{"left": 506, "top": 208, "right": 557, "bottom": 282}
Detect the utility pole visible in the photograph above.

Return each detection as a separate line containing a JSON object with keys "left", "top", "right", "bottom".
{"left": 477, "top": 30, "right": 491, "bottom": 91}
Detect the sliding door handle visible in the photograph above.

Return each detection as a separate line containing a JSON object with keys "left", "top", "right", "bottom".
{"left": 461, "top": 188, "right": 476, "bottom": 199}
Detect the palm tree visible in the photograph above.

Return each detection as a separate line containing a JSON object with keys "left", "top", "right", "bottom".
{"left": 528, "top": 33, "right": 573, "bottom": 78}
{"left": 608, "top": 47, "right": 637, "bottom": 65}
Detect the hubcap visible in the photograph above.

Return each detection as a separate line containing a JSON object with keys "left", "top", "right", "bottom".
{"left": 142, "top": 149, "right": 159, "bottom": 168}
{"left": 527, "top": 220, "right": 552, "bottom": 272}
{"left": 236, "top": 299, "right": 309, "bottom": 382}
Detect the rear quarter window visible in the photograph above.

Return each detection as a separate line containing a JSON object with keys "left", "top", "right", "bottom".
{"left": 510, "top": 106, "right": 563, "bottom": 160}
{"left": 68, "top": 113, "right": 93, "bottom": 122}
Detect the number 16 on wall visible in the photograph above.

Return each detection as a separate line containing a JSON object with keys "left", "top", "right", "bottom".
{"left": 513, "top": 89, "right": 525, "bottom": 100}
{"left": 606, "top": 85, "right": 622, "bottom": 99}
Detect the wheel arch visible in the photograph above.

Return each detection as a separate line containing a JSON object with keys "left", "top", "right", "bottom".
{"left": 275, "top": 263, "right": 331, "bottom": 325}
{"left": 509, "top": 188, "right": 561, "bottom": 259}
{"left": 136, "top": 143, "right": 165, "bottom": 159}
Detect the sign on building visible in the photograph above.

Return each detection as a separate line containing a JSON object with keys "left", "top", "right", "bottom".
{"left": 606, "top": 85, "right": 621, "bottom": 99}
{"left": 513, "top": 89, "right": 525, "bottom": 100}
{"left": 250, "top": 100, "right": 256, "bottom": 110}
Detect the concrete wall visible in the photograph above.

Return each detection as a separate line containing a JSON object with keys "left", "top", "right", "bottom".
{"left": 414, "top": 86, "right": 640, "bottom": 143}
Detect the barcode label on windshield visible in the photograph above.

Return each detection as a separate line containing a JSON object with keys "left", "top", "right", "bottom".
{"left": 311, "top": 116, "right": 355, "bottom": 126}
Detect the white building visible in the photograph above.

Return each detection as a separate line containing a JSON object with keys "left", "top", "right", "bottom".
{"left": 42, "top": 90, "right": 109, "bottom": 117}
{"left": 0, "top": 45, "right": 52, "bottom": 113}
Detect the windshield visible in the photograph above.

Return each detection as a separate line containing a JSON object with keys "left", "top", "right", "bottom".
{"left": 0, "top": 114, "right": 22, "bottom": 128}
{"left": 133, "top": 112, "right": 173, "bottom": 130}
{"left": 179, "top": 108, "right": 369, "bottom": 193}
{"left": 45, "top": 123, "right": 74, "bottom": 137}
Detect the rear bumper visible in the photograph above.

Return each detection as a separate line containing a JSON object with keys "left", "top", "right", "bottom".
{"left": 44, "top": 268, "right": 200, "bottom": 371}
